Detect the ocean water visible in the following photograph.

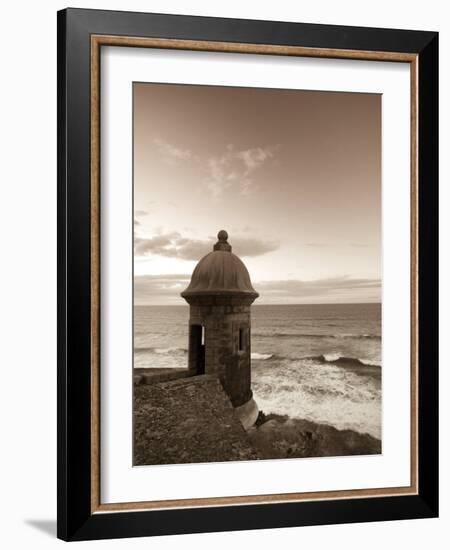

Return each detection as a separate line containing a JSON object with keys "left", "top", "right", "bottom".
{"left": 134, "top": 304, "right": 381, "bottom": 439}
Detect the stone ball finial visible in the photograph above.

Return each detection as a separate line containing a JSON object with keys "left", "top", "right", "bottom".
{"left": 181, "top": 229, "right": 259, "bottom": 300}
{"left": 213, "top": 229, "right": 232, "bottom": 252}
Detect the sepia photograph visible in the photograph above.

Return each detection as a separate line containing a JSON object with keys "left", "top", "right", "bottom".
{"left": 55, "top": 7, "right": 439, "bottom": 541}
{"left": 132, "top": 82, "right": 382, "bottom": 466}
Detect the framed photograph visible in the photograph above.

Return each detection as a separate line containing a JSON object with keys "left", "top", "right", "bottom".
{"left": 57, "top": 8, "right": 438, "bottom": 541}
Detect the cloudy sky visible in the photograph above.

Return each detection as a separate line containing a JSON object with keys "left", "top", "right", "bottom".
{"left": 134, "top": 83, "right": 381, "bottom": 305}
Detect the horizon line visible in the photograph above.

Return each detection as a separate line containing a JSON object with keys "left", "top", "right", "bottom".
{"left": 134, "top": 302, "right": 382, "bottom": 307}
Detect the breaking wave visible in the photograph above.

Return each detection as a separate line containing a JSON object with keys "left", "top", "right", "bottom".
{"left": 308, "top": 353, "right": 381, "bottom": 368}
{"left": 251, "top": 351, "right": 380, "bottom": 369}
{"left": 251, "top": 352, "right": 274, "bottom": 360}
{"left": 134, "top": 347, "right": 380, "bottom": 371}
{"left": 252, "top": 331, "right": 381, "bottom": 340}
{"left": 251, "top": 357, "right": 382, "bottom": 439}
{"left": 134, "top": 346, "right": 188, "bottom": 369}
{"left": 135, "top": 346, "right": 187, "bottom": 356}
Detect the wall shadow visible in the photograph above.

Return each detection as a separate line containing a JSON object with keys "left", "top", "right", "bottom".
{"left": 25, "top": 519, "right": 56, "bottom": 538}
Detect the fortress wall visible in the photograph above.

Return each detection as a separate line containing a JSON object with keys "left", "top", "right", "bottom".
{"left": 133, "top": 374, "right": 258, "bottom": 465}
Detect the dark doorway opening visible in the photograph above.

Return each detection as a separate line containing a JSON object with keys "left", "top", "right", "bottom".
{"left": 189, "top": 324, "right": 205, "bottom": 375}
{"left": 239, "top": 328, "right": 245, "bottom": 351}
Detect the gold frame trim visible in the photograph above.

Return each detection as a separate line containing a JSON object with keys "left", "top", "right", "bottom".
{"left": 90, "top": 35, "right": 419, "bottom": 514}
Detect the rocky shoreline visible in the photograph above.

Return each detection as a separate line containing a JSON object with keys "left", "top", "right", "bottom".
{"left": 133, "top": 371, "right": 381, "bottom": 465}
{"left": 249, "top": 411, "right": 381, "bottom": 460}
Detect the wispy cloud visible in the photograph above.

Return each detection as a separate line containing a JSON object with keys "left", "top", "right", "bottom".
{"left": 305, "top": 242, "right": 372, "bottom": 249}
{"left": 237, "top": 147, "right": 275, "bottom": 171}
{"left": 257, "top": 276, "right": 381, "bottom": 302}
{"left": 134, "top": 231, "right": 278, "bottom": 261}
{"left": 204, "top": 144, "right": 279, "bottom": 197}
{"left": 153, "top": 138, "right": 192, "bottom": 163}
{"left": 134, "top": 274, "right": 191, "bottom": 305}
{"left": 135, "top": 209, "right": 148, "bottom": 217}
{"left": 150, "top": 137, "right": 279, "bottom": 197}
{"left": 134, "top": 273, "right": 381, "bottom": 305}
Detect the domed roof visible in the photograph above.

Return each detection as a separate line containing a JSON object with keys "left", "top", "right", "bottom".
{"left": 181, "top": 231, "right": 259, "bottom": 298}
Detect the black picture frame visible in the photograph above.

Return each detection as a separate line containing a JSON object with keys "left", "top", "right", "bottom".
{"left": 57, "top": 7, "right": 438, "bottom": 541}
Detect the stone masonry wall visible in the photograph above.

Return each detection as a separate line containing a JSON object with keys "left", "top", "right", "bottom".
{"left": 188, "top": 304, "right": 252, "bottom": 407}
{"left": 133, "top": 374, "right": 258, "bottom": 465}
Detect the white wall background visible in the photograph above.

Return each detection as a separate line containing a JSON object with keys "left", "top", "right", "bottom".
{"left": 0, "top": 1, "right": 447, "bottom": 548}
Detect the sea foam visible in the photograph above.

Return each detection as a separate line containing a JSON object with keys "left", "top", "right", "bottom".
{"left": 251, "top": 352, "right": 273, "bottom": 360}
{"left": 252, "top": 357, "right": 381, "bottom": 439}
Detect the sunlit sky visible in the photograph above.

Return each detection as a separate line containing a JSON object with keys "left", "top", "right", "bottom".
{"left": 134, "top": 83, "right": 381, "bottom": 305}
